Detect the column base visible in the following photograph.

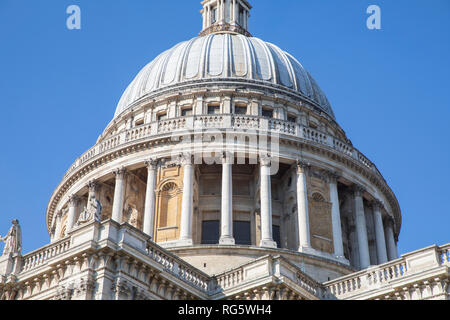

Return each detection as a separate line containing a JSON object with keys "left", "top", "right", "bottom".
{"left": 259, "top": 240, "right": 278, "bottom": 249}
{"left": 334, "top": 255, "right": 351, "bottom": 266}
{"left": 219, "top": 237, "right": 235, "bottom": 245}
{"left": 166, "top": 239, "right": 194, "bottom": 248}
{"left": 298, "top": 245, "right": 314, "bottom": 254}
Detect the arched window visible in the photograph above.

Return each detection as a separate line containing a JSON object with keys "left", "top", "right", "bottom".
{"left": 312, "top": 192, "right": 326, "bottom": 202}
{"left": 155, "top": 182, "right": 182, "bottom": 242}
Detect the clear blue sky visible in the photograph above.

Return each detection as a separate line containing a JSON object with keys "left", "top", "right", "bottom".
{"left": 0, "top": 0, "right": 448, "bottom": 256}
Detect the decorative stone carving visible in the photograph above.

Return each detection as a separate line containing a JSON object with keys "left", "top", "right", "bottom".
{"left": 296, "top": 159, "right": 310, "bottom": 173}
{"left": 353, "top": 184, "right": 366, "bottom": 197}
{"left": 54, "top": 284, "right": 73, "bottom": 300}
{"left": 77, "top": 182, "right": 102, "bottom": 225}
{"left": 145, "top": 158, "right": 158, "bottom": 170}
{"left": 371, "top": 199, "right": 384, "bottom": 211}
{"left": 112, "top": 279, "right": 131, "bottom": 300}
{"left": 178, "top": 153, "right": 192, "bottom": 166}
{"left": 0, "top": 220, "right": 22, "bottom": 256}
{"left": 260, "top": 154, "right": 272, "bottom": 167}
{"left": 125, "top": 204, "right": 140, "bottom": 228}
{"left": 113, "top": 167, "right": 127, "bottom": 179}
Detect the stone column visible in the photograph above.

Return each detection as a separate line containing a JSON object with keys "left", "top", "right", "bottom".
{"left": 297, "top": 161, "right": 311, "bottom": 251}
{"left": 179, "top": 154, "right": 194, "bottom": 246}
{"left": 384, "top": 217, "right": 398, "bottom": 261}
{"left": 372, "top": 200, "right": 388, "bottom": 264}
{"left": 259, "top": 156, "right": 277, "bottom": 248}
{"left": 328, "top": 172, "right": 345, "bottom": 258}
{"left": 112, "top": 168, "right": 126, "bottom": 223}
{"left": 143, "top": 160, "right": 158, "bottom": 238}
{"left": 231, "top": 0, "right": 235, "bottom": 23}
{"left": 54, "top": 211, "right": 63, "bottom": 240}
{"left": 220, "top": 152, "right": 235, "bottom": 245}
{"left": 66, "top": 195, "right": 79, "bottom": 234}
{"left": 234, "top": 0, "right": 239, "bottom": 25}
{"left": 353, "top": 185, "right": 371, "bottom": 269}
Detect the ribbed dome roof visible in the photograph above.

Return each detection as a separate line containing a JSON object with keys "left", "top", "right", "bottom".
{"left": 115, "top": 33, "right": 334, "bottom": 119}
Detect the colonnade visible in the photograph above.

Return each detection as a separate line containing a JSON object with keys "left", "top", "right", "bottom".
{"left": 62, "top": 154, "right": 398, "bottom": 270}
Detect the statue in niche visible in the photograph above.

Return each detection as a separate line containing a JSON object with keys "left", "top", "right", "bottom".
{"left": 78, "top": 193, "right": 103, "bottom": 225}
{"left": 0, "top": 219, "right": 22, "bottom": 256}
{"left": 125, "top": 204, "right": 139, "bottom": 228}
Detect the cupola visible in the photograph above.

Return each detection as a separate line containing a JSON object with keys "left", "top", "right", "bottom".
{"left": 199, "top": 0, "right": 252, "bottom": 36}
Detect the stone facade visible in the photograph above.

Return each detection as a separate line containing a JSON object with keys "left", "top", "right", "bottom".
{"left": 1, "top": 0, "right": 447, "bottom": 301}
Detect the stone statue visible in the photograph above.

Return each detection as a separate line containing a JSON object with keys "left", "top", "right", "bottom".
{"left": 126, "top": 204, "right": 139, "bottom": 228}
{"left": 77, "top": 194, "right": 102, "bottom": 225}
{"left": 0, "top": 220, "right": 22, "bottom": 256}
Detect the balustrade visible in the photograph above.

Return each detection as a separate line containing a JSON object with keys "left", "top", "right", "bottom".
{"left": 21, "top": 238, "right": 71, "bottom": 272}
{"left": 61, "top": 114, "right": 377, "bottom": 184}
{"left": 322, "top": 245, "right": 450, "bottom": 299}
{"left": 146, "top": 241, "right": 210, "bottom": 292}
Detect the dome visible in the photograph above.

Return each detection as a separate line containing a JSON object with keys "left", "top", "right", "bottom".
{"left": 115, "top": 33, "right": 335, "bottom": 120}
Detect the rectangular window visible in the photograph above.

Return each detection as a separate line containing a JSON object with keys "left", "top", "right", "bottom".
{"left": 157, "top": 113, "right": 167, "bottom": 121}
{"left": 287, "top": 116, "right": 297, "bottom": 123}
{"left": 235, "top": 106, "right": 247, "bottom": 115}
{"left": 239, "top": 6, "right": 245, "bottom": 26}
{"left": 234, "top": 221, "right": 251, "bottom": 245}
{"left": 212, "top": 7, "right": 218, "bottom": 24}
{"left": 272, "top": 225, "right": 281, "bottom": 248}
{"left": 201, "top": 220, "right": 220, "bottom": 245}
{"left": 208, "top": 105, "right": 221, "bottom": 115}
{"left": 181, "top": 108, "right": 192, "bottom": 117}
{"left": 262, "top": 108, "right": 273, "bottom": 118}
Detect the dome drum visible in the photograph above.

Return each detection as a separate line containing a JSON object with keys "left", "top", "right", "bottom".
{"left": 44, "top": 0, "right": 401, "bottom": 280}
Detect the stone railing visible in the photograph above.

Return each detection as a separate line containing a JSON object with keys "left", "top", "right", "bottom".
{"left": 62, "top": 114, "right": 377, "bottom": 179}
{"left": 214, "top": 267, "right": 245, "bottom": 291}
{"left": 323, "top": 244, "right": 450, "bottom": 300}
{"left": 21, "top": 238, "right": 71, "bottom": 273}
{"left": 439, "top": 244, "right": 450, "bottom": 264}
{"left": 146, "top": 239, "right": 210, "bottom": 292}
{"left": 210, "top": 255, "right": 323, "bottom": 299}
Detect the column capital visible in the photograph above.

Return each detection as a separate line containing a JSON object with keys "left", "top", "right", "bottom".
{"left": 371, "top": 199, "right": 384, "bottom": 211}
{"left": 383, "top": 215, "right": 394, "bottom": 227}
{"left": 87, "top": 180, "right": 98, "bottom": 192}
{"left": 145, "top": 159, "right": 158, "bottom": 170}
{"left": 353, "top": 184, "right": 366, "bottom": 197}
{"left": 323, "top": 170, "right": 340, "bottom": 184}
{"left": 56, "top": 210, "right": 64, "bottom": 219}
{"left": 113, "top": 167, "right": 127, "bottom": 179}
{"left": 222, "top": 151, "right": 234, "bottom": 164}
{"left": 260, "top": 154, "right": 272, "bottom": 167}
{"left": 178, "top": 153, "right": 193, "bottom": 166}
{"left": 68, "top": 195, "right": 79, "bottom": 207}
{"left": 296, "top": 159, "right": 310, "bottom": 173}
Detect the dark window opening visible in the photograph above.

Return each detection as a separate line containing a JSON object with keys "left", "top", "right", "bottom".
{"left": 287, "top": 116, "right": 297, "bottom": 123}
{"left": 262, "top": 108, "right": 273, "bottom": 118}
{"left": 212, "top": 7, "right": 218, "bottom": 24}
{"left": 234, "top": 221, "right": 251, "bottom": 245}
{"left": 201, "top": 220, "right": 220, "bottom": 245}
{"left": 272, "top": 225, "right": 281, "bottom": 248}
{"left": 181, "top": 108, "right": 192, "bottom": 117}
{"left": 208, "top": 105, "right": 221, "bottom": 115}
{"left": 158, "top": 113, "right": 167, "bottom": 121}
{"left": 239, "top": 6, "right": 245, "bottom": 26}
{"left": 235, "top": 106, "right": 247, "bottom": 115}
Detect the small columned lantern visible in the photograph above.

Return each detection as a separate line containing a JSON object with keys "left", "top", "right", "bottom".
{"left": 199, "top": 0, "right": 252, "bottom": 36}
